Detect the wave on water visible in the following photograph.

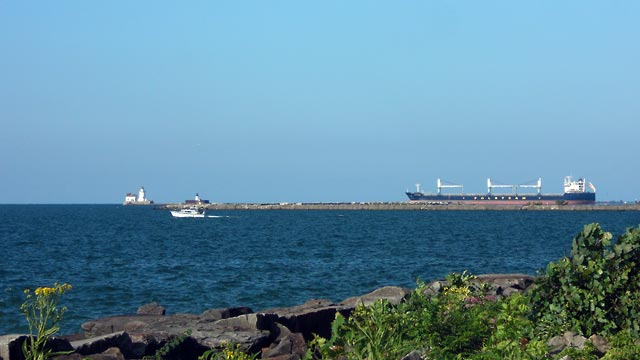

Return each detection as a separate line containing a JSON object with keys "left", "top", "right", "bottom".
{"left": 1, "top": 205, "right": 639, "bottom": 335}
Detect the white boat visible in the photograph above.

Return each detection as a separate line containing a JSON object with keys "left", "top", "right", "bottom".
{"left": 170, "top": 207, "right": 205, "bottom": 218}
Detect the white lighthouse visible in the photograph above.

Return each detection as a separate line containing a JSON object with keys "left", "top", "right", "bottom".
{"left": 124, "top": 186, "right": 153, "bottom": 205}
{"left": 137, "top": 187, "right": 147, "bottom": 202}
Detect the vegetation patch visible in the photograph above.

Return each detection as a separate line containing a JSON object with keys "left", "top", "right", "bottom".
{"left": 305, "top": 223, "right": 640, "bottom": 359}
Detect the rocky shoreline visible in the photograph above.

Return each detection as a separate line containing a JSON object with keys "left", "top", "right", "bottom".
{"left": 1, "top": 274, "right": 538, "bottom": 360}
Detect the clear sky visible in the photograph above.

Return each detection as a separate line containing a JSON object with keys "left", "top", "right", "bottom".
{"left": 1, "top": 1, "right": 638, "bottom": 204}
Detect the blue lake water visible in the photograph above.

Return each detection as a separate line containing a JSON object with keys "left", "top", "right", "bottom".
{"left": 1, "top": 205, "right": 639, "bottom": 335}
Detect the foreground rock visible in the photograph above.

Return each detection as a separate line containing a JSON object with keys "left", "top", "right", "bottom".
{"left": 422, "top": 273, "right": 536, "bottom": 298}
{"left": 546, "top": 331, "right": 610, "bottom": 357}
{"left": 0, "top": 335, "right": 73, "bottom": 360}
{"left": 0, "top": 274, "right": 536, "bottom": 360}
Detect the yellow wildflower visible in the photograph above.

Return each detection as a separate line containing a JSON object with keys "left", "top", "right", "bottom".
{"left": 34, "top": 287, "right": 55, "bottom": 297}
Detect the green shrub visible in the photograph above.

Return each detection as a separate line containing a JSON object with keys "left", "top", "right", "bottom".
{"left": 306, "top": 300, "right": 412, "bottom": 360}
{"left": 307, "top": 271, "right": 506, "bottom": 359}
{"left": 475, "top": 293, "right": 547, "bottom": 359}
{"left": 307, "top": 223, "right": 640, "bottom": 359}
{"left": 601, "top": 330, "right": 640, "bottom": 359}
{"left": 530, "top": 223, "right": 640, "bottom": 337}
{"left": 422, "top": 272, "right": 496, "bottom": 358}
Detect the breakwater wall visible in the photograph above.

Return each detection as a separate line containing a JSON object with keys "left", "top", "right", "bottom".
{"left": 161, "top": 202, "right": 640, "bottom": 211}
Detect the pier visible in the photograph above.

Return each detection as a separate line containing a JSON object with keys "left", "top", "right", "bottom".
{"left": 160, "top": 202, "right": 640, "bottom": 211}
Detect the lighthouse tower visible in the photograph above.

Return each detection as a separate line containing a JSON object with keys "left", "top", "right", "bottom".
{"left": 137, "top": 187, "right": 146, "bottom": 202}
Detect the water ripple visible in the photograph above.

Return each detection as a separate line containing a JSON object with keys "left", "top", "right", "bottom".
{"left": 1, "top": 205, "right": 639, "bottom": 334}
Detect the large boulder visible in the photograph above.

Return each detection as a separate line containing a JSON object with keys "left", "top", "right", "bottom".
{"left": 261, "top": 286, "right": 412, "bottom": 342}
{"left": 261, "top": 332, "right": 306, "bottom": 360}
{"left": 474, "top": 274, "right": 536, "bottom": 297}
{"left": 70, "top": 331, "right": 137, "bottom": 359}
{"left": 80, "top": 307, "right": 268, "bottom": 358}
{"left": 261, "top": 299, "right": 344, "bottom": 341}
{"left": 137, "top": 302, "right": 166, "bottom": 316}
{"left": 546, "top": 331, "right": 592, "bottom": 357}
{"left": 54, "top": 347, "right": 125, "bottom": 360}
{"left": 340, "top": 286, "right": 411, "bottom": 307}
{"left": 0, "top": 335, "right": 73, "bottom": 360}
{"left": 194, "top": 313, "right": 278, "bottom": 354}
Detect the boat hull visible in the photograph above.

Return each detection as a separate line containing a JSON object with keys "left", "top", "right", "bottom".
{"left": 405, "top": 192, "right": 595, "bottom": 205}
{"left": 170, "top": 210, "right": 205, "bottom": 218}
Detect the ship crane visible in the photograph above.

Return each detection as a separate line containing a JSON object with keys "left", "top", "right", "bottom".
{"left": 487, "top": 178, "right": 516, "bottom": 194}
{"left": 519, "top": 178, "right": 543, "bottom": 194}
{"left": 488, "top": 178, "right": 542, "bottom": 194}
{"left": 437, "top": 178, "right": 464, "bottom": 195}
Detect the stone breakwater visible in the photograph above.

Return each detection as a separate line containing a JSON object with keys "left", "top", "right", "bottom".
{"left": 1, "top": 275, "right": 619, "bottom": 360}
{"left": 1, "top": 274, "right": 537, "bottom": 360}
{"left": 161, "top": 202, "right": 640, "bottom": 211}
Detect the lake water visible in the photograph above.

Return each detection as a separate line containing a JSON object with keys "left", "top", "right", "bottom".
{"left": 1, "top": 205, "right": 639, "bottom": 334}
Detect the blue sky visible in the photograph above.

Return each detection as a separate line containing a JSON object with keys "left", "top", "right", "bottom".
{"left": 1, "top": 1, "right": 638, "bottom": 203}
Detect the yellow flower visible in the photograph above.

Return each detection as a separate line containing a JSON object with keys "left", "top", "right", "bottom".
{"left": 34, "top": 287, "right": 55, "bottom": 297}
{"left": 32, "top": 283, "right": 72, "bottom": 297}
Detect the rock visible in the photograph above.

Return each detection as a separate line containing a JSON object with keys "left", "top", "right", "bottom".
{"left": 476, "top": 274, "right": 536, "bottom": 290}
{"left": 424, "top": 280, "right": 443, "bottom": 296}
{"left": 82, "top": 307, "right": 255, "bottom": 338}
{"left": 70, "top": 332, "right": 135, "bottom": 359}
{"left": 261, "top": 332, "right": 306, "bottom": 360}
{"left": 0, "top": 335, "right": 28, "bottom": 360}
{"left": 81, "top": 310, "right": 275, "bottom": 357}
{"left": 55, "top": 347, "right": 124, "bottom": 360}
{"left": 422, "top": 274, "right": 536, "bottom": 299}
{"left": 81, "top": 315, "right": 165, "bottom": 338}
{"left": 475, "top": 274, "right": 536, "bottom": 297}
{"left": 500, "top": 287, "right": 520, "bottom": 297}
{"left": 68, "top": 275, "right": 550, "bottom": 360}
{"left": 340, "top": 286, "right": 411, "bottom": 307}
{"left": 547, "top": 331, "right": 590, "bottom": 357}
{"left": 193, "top": 313, "right": 277, "bottom": 354}
{"left": 82, "top": 347, "right": 124, "bottom": 360}
{"left": 565, "top": 331, "right": 586, "bottom": 349}
{"left": 262, "top": 299, "right": 343, "bottom": 341}
{"left": 589, "top": 334, "right": 609, "bottom": 356}
{"left": 547, "top": 335, "right": 568, "bottom": 356}
{"left": 137, "top": 302, "right": 166, "bottom": 316}
{"left": 51, "top": 353, "right": 82, "bottom": 360}
{"left": 200, "top": 307, "right": 253, "bottom": 322}
{"left": 127, "top": 332, "right": 171, "bottom": 358}
{"left": 0, "top": 335, "right": 73, "bottom": 360}
{"left": 401, "top": 350, "right": 424, "bottom": 360}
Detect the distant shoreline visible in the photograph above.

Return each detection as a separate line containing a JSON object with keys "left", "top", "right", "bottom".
{"left": 158, "top": 202, "right": 640, "bottom": 211}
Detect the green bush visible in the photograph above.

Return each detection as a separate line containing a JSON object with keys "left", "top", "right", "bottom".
{"left": 305, "top": 223, "right": 640, "bottom": 359}
{"left": 530, "top": 223, "right": 640, "bottom": 337}
{"left": 420, "top": 272, "right": 496, "bottom": 358}
{"left": 306, "top": 299, "right": 414, "bottom": 360}
{"left": 307, "top": 272, "right": 530, "bottom": 359}
{"left": 475, "top": 293, "right": 547, "bottom": 359}
{"left": 601, "top": 330, "right": 640, "bottom": 359}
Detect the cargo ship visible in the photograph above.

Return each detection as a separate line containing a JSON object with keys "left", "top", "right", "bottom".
{"left": 406, "top": 176, "right": 596, "bottom": 205}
